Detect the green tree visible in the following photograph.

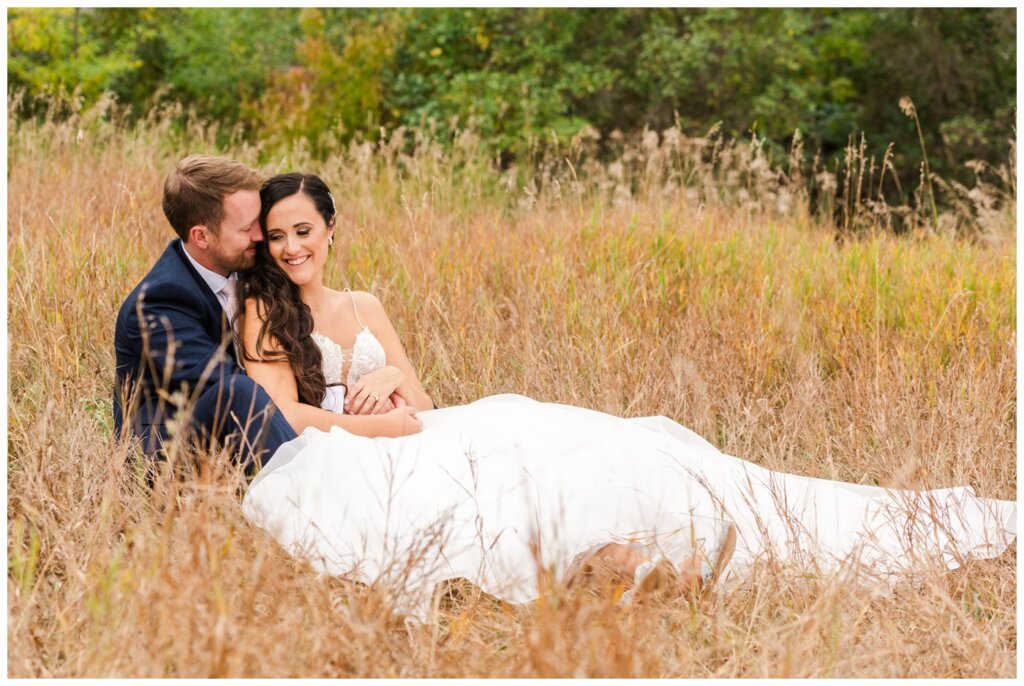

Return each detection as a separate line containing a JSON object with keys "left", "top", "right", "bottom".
{"left": 9, "top": 8, "right": 139, "bottom": 111}
{"left": 247, "top": 8, "right": 401, "bottom": 152}
{"left": 162, "top": 8, "right": 300, "bottom": 124}
{"left": 384, "top": 9, "right": 622, "bottom": 156}
{"left": 7, "top": 7, "right": 1015, "bottom": 194}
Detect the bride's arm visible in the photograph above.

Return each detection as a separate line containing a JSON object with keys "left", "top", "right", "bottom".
{"left": 240, "top": 298, "right": 420, "bottom": 437}
{"left": 353, "top": 291, "right": 434, "bottom": 412}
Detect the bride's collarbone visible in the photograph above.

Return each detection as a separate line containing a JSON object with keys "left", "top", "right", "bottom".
{"left": 311, "top": 290, "right": 371, "bottom": 347}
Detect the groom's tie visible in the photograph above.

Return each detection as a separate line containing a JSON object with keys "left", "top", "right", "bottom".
{"left": 219, "top": 276, "right": 243, "bottom": 367}
{"left": 219, "top": 276, "right": 238, "bottom": 329}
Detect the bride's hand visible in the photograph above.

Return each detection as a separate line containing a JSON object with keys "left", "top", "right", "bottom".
{"left": 377, "top": 392, "right": 407, "bottom": 414}
{"left": 367, "top": 392, "right": 405, "bottom": 416}
{"left": 370, "top": 396, "right": 396, "bottom": 414}
{"left": 383, "top": 405, "right": 422, "bottom": 437}
{"left": 346, "top": 366, "right": 404, "bottom": 415}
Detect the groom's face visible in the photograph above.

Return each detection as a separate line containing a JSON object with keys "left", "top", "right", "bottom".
{"left": 206, "top": 189, "right": 262, "bottom": 274}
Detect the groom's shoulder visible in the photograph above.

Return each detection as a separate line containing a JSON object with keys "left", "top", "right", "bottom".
{"left": 118, "top": 240, "right": 201, "bottom": 314}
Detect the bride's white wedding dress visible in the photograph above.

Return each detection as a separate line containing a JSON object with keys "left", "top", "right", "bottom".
{"left": 241, "top": 313, "right": 1016, "bottom": 619}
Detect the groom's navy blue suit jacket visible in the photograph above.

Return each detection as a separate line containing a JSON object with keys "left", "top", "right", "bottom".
{"left": 114, "top": 239, "right": 243, "bottom": 453}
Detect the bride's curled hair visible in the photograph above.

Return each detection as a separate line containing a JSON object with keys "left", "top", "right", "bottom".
{"left": 237, "top": 172, "right": 337, "bottom": 406}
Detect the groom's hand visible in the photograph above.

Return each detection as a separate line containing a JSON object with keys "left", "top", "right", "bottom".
{"left": 383, "top": 405, "right": 421, "bottom": 437}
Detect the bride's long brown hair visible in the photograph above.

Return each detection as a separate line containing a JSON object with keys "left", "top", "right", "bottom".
{"left": 237, "top": 173, "right": 337, "bottom": 406}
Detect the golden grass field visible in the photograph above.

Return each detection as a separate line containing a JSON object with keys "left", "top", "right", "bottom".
{"left": 7, "top": 98, "right": 1017, "bottom": 677}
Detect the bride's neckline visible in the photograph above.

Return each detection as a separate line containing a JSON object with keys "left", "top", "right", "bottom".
{"left": 311, "top": 327, "right": 372, "bottom": 353}
{"left": 310, "top": 289, "right": 374, "bottom": 354}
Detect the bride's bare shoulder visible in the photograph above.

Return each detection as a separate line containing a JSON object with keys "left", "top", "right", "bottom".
{"left": 350, "top": 289, "right": 383, "bottom": 307}
{"left": 328, "top": 288, "right": 385, "bottom": 317}
{"left": 242, "top": 296, "right": 268, "bottom": 320}
{"left": 240, "top": 296, "right": 284, "bottom": 355}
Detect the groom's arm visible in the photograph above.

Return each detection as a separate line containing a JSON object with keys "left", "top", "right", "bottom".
{"left": 127, "top": 281, "right": 240, "bottom": 399}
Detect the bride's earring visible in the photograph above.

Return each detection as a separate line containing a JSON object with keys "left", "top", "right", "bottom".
{"left": 328, "top": 236, "right": 334, "bottom": 246}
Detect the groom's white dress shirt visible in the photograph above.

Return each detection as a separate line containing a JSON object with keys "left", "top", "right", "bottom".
{"left": 182, "top": 246, "right": 238, "bottom": 324}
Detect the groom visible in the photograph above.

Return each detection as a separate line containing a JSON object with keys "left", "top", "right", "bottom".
{"left": 114, "top": 154, "right": 296, "bottom": 473}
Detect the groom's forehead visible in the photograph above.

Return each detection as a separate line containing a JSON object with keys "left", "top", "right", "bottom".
{"left": 222, "top": 189, "right": 261, "bottom": 220}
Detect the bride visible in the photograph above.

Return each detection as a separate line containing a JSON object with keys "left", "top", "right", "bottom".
{"left": 237, "top": 173, "right": 1016, "bottom": 619}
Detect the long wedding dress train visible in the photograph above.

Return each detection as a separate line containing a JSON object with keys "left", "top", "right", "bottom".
{"left": 242, "top": 394, "right": 1016, "bottom": 619}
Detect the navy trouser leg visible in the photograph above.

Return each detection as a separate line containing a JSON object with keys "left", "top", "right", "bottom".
{"left": 190, "top": 374, "right": 297, "bottom": 471}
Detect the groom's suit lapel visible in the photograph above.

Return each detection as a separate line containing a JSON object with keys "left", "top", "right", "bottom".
{"left": 171, "top": 240, "right": 221, "bottom": 314}
{"left": 170, "top": 239, "right": 240, "bottom": 364}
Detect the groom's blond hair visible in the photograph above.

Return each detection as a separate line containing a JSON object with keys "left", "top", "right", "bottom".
{"left": 162, "top": 155, "right": 263, "bottom": 241}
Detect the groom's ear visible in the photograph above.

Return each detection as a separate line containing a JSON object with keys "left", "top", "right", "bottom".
{"left": 189, "top": 224, "right": 211, "bottom": 249}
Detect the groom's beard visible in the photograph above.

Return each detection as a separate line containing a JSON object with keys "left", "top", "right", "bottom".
{"left": 215, "top": 249, "right": 257, "bottom": 274}
{"left": 229, "top": 251, "right": 257, "bottom": 272}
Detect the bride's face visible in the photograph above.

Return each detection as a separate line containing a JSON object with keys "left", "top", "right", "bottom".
{"left": 264, "top": 192, "right": 335, "bottom": 288}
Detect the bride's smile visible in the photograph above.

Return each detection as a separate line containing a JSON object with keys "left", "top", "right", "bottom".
{"left": 264, "top": 191, "right": 335, "bottom": 287}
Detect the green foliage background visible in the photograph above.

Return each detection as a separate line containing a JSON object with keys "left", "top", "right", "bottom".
{"left": 9, "top": 7, "right": 1016, "bottom": 189}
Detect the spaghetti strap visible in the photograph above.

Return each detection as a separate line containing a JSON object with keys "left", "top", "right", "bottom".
{"left": 345, "top": 288, "right": 368, "bottom": 329}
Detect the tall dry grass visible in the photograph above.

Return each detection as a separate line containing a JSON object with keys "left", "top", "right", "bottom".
{"left": 7, "top": 97, "right": 1016, "bottom": 677}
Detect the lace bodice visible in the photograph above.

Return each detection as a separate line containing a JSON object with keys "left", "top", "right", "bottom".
{"left": 311, "top": 327, "right": 386, "bottom": 389}
{"left": 309, "top": 290, "right": 387, "bottom": 414}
